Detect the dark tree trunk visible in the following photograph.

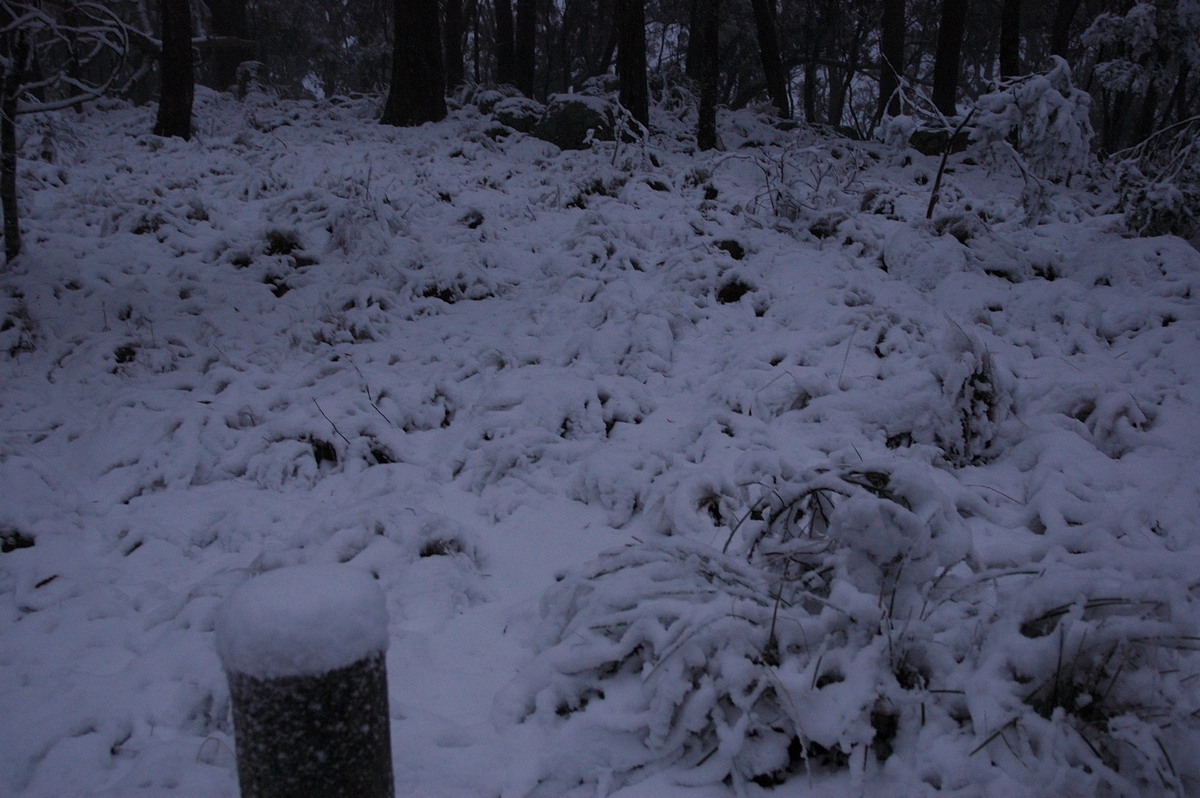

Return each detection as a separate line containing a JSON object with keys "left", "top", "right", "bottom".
{"left": 202, "top": 0, "right": 253, "bottom": 91}
{"left": 616, "top": 0, "right": 649, "bottom": 126}
{"left": 879, "top": 0, "right": 905, "bottom": 118}
{"left": 515, "top": 0, "right": 535, "bottom": 95}
{"left": 471, "top": 0, "right": 482, "bottom": 83}
{"left": 749, "top": 0, "right": 789, "bottom": 117}
{"left": 494, "top": 0, "right": 516, "bottom": 85}
{"left": 541, "top": 0, "right": 556, "bottom": 97}
{"left": 381, "top": 0, "right": 447, "bottom": 126}
{"left": 829, "top": 20, "right": 864, "bottom": 127}
{"left": 154, "top": 0, "right": 194, "bottom": 140}
{"left": 1049, "top": 0, "right": 1080, "bottom": 58}
{"left": 1135, "top": 81, "right": 1159, "bottom": 144}
{"left": 445, "top": 0, "right": 465, "bottom": 90}
{"left": 932, "top": 0, "right": 967, "bottom": 116}
{"left": 801, "top": 4, "right": 819, "bottom": 124}
{"left": 600, "top": 13, "right": 618, "bottom": 74}
{"left": 803, "top": 56, "right": 817, "bottom": 123}
{"left": 1161, "top": 60, "right": 1190, "bottom": 127}
{"left": 696, "top": 0, "right": 720, "bottom": 150}
{"left": 2, "top": 29, "right": 27, "bottom": 263}
{"left": 685, "top": 0, "right": 702, "bottom": 81}
{"left": 559, "top": 0, "right": 574, "bottom": 90}
{"left": 999, "top": 0, "right": 1020, "bottom": 81}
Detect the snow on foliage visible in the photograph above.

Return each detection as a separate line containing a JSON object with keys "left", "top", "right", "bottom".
{"left": 1, "top": 89, "right": 1199, "bottom": 798}
{"left": 1113, "top": 116, "right": 1200, "bottom": 240}
{"left": 970, "top": 58, "right": 1094, "bottom": 182}
{"left": 497, "top": 460, "right": 978, "bottom": 793}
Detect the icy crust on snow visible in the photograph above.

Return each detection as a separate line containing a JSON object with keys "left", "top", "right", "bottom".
{"left": 215, "top": 565, "right": 387, "bottom": 679}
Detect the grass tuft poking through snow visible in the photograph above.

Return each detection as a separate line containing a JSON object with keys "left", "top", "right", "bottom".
{"left": 1, "top": 91, "right": 1199, "bottom": 798}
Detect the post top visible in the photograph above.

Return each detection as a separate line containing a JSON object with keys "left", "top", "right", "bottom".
{"left": 216, "top": 565, "right": 389, "bottom": 679}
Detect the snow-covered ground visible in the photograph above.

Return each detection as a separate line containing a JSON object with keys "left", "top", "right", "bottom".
{"left": 2, "top": 89, "right": 1199, "bottom": 797}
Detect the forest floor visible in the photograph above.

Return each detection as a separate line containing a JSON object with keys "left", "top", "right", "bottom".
{"left": 2, "top": 89, "right": 1199, "bottom": 797}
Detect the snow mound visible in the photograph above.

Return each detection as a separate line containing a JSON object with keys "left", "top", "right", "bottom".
{"left": 215, "top": 565, "right": 388, "bottom": 679}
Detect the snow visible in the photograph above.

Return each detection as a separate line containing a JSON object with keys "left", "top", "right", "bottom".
{"left": 1, "top": 87, "right": 1199, "bottom": 797}
{"left": 215, "top": 564, "right": 388, "bottom": 679}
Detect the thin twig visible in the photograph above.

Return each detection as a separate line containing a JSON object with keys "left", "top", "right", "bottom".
{"left": 313, "top": 398, "right": 351, "bottom": 445}
{"left": 837, "top": 332, "right": 854, "bottom": 389}
{"left": 969, "top": 716, "right": 1018, "bottom": 756}
{"left": 926, "top": 108, "right": 977, "bottom": 219}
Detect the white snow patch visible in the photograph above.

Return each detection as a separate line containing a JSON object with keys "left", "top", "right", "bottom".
{"left": 215, "top": 565, "right": 387, "bottom": 678}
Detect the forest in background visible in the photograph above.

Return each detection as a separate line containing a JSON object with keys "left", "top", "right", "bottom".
{"left": 1, "top": 0, "right": 1198, "bottom": 264}
{"left": 1, "top": 0, "right": 1197, "bottom": 142}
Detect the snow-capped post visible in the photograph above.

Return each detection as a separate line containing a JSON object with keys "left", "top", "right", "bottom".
{"left": 215, "top": 565, "right": 394, "bottom": 798}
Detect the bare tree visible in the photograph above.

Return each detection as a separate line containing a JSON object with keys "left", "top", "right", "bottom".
{"left": 153, "top": 0, "right": 194, "bottom": 139}
{"left": 380, "top": 0, "right": 446, "bottom": 126}
{"left": 879, "top": 0, "right": 905, "bottom": 118}
{"left": 494, "top": 0, "right": 516, "bottom": 84}
{"left": 1, "top": 2, "right": 128, "bottom": 263}
{"left": 444, "top": 0, "right": 466, "bottom": 91}
{"left": 932, "top": 0, "right": 967, "bottom": 115}
{"left": 748, "top": 0, "right": 789, "bottom": 118}
{"left": 1049, "top": 0, "right": 1080, "bottom": 58}
{"left": 515, "top": 0, "right": 535, "bottom": 95}
{"left": 202, "top": 0, "right": 253, "bottom": 91}
{"left": 685, "top": 0, "right": 703, "bottom": 80}
{"left": 695, "top": 0, "right": 720, "bottom": 150}
{"left": 616, "top": 0, "right": 648, "bottom": 125}
{"left": 999, "top": 0, "right": 1020, "bottom": 81}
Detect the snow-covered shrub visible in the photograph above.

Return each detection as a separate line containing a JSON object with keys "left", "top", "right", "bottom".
{"left": 878, "top": 114, "right": 918, "bottom": 151}
{"left": 312, "top": 287, "right": 399, "bottom": 344}
{"left": 930, "top": 328, "right": 1014, "bottom": 467}
{"left": 495, "top": 539, "right": 790, "bottom": 792}
{"left": 500, "top": 461, "right": 974, "bottom": 792}
{"left": 458, "top": 84, "right": 524, "bottom": 115}
{"left": 733, "top": 138, "right": 868, "bottom": 225}
{"left": 578, "top": 73, "right": 621, "bottom": 98}
{"left": 1113, "top": 117, "right": 1200, "bottom": 239}
{"left": 1081, "top": 2, "right": 1198, "bottom": 106}
{"left": 0, "top": 290, "right": 37, "bottom": 357}
{"left": 968, "top": 562, "right": 1200, "bottom": 797}
{"left": 648, "top": 73, "right": 697, "bottom": 146}
{"left": 1015, "top": 598, "right": 1198, "bottom": 793}
{"left": 493, "top": 97, "right": 546, "bottom": 134}
{"left": 18, "top": 112, "right": 87, "bottom": 166}
{"left": 234, "top": 61, "right": 271, "bottom": 101}
{"left": 970, "top": 57, "right": 1094, "bottom": 182}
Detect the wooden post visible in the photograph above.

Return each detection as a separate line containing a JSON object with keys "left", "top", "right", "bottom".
{"left": 216, "top": 565, "right": 394, "bottom": 798}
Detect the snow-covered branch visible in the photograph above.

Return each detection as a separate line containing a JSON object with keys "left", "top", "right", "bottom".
{"left": 1, "top": 0, "right": 130, "bottom": 115}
